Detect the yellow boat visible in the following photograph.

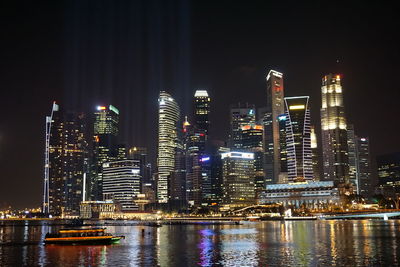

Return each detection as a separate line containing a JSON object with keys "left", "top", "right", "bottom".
{"left": 44, "top": 228, "right": 124, "bottom": 245}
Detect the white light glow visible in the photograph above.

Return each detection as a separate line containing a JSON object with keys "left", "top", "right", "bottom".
{"left": 194, "top": 90, "right": 209, "bottom": 97}
{"left": 221, "top": 152, "right": 254, "bottom": 160}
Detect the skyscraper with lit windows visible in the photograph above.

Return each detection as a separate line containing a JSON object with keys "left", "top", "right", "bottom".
{"left": 102, "top": 160, "right": 141, "bottom": 211}
{"left": 320, "top": 74, "right": 349, "bottom": 185}
{"left": 264, "top": 70, "right": 285, "bottom": 184}
{"left": 241, "top": 124, "right": 264, "bottom": 193}
{"left": 194, "top": 90, "right": 210, "bottom": 139}
{"left": 45, "top": 103, "right": 88, "bottom": 216}
{"left": 92, "top": 105, "right": 119, "bottom": 201}
{"left": 221, "top": 151, "right": 255, "bottom": 206}
{"left": 311, "top": 126, "right": 320, "bottom": 181}
{"left": 229, "top": 103, "right": 256, "bottom": 149}
{"left": 157, "top": 91, "right": 180, "bottom": 203}
{"left": 356, "top": 137, "right": 371, "bottom": 196}
{"left": 284, "top": 96, "right": 313, "bottom": 182}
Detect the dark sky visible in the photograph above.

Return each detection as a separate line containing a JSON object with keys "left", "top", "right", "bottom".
{"left": 1, "top": 0, "right": 399, "bottom": 209}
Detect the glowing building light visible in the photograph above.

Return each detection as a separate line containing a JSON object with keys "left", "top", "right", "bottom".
{"left": 221, "top": 152, "right": 254, "bottom": 160}
{"left": 289, "top": 105, "right": 305, "bottom": 110}
{"left": 200, "top": 157, "right": 210, "bottom": 162}
{"left": 194, "top": 90, "right": 209, "bottom": 97}
{"left": 109, "top": 105, "right": 119, "bottom": 115}
{"left": 278, "top": 115, "right": 287, "bottom": 121}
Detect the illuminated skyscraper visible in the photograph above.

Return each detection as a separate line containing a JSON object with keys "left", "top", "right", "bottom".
{"left": 311, "top": 126, "right": 321, "bottom": 181}
{"left": 46, "top": 103, "right": 63, "bottom": 215}
{"left": 102, "top": 160, "right": 141, "bottom": 211}
{"left": 241, "top": 124, "right": 264, "bottom": 193}
{"left": 44, "top": 102, "right": 88, "bottom": 216}
{"left": 347, "top": 125, "right": 372, "bottom": 195}
{"left": 221, "top": 152, "right": 255, "bottom": 206}
{"left": 347, "top": 124, "right": 357, "bottom": 188}
{"left": 284, "top": 96, "right": 313, "bottom": 182}
{"left": 194, "top": 90, "right": 210, "bottom": 139}
{"left": 377, "top": 152, "right": 400, "bottom": 195}
{"left": 194, "top": 90, "right": 211, "bottom": 205}
{"left": 128, "top": 146, "right": 152, "bottom": 187}
{"left": 278, "top": 114, "right": 288, "bottom": 183}
{"left": 92, "top": 105, "right": 120, "bottom": 201}
{"left": 184, "top": 118, "right": 203, "bottom": 206}
{"left": 320, "top": 74, "right": 349, "bottom": 185}
{"left": 157, "top": 91, "right": 180, "bottom": 203}
{"left": 264, "top": 70, "right": 285, "bottom": 184}
{"left": 356, "top": 137, "right": 371, "bottom": 196}
{"left": 62, "top": 112, "right": 89, "bottom": 214}
{"left": 229, "top": 103, "right": 256, "bottom": 149}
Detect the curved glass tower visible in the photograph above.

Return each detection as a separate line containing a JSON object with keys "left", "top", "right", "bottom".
{"left": 157, "top": 91, "right": 180, "bottom": 203}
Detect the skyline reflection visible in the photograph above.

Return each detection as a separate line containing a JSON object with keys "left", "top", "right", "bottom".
{"left": 1, "top": 220, "right": 400, "bottom": 266}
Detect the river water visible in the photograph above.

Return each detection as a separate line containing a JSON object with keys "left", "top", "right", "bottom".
{"left": 1, "top": 220, "right": 399, "bottom": 266}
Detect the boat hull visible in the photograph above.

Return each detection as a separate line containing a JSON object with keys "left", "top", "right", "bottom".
{"left": 44, "top": 236, "right": 124, "bottom": 245}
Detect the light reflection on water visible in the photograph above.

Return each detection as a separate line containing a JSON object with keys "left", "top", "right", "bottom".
{"left": 1, "top": 220, "right": 400, "bottom": 266}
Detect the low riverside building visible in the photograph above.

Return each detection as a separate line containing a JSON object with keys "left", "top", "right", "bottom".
{"left": 259, "top": 181, "right": 340, "bottom": 209}
{"left": 80, "top": 200, "right": 116, "bottom": 219}
{"left": 79, "top": 200, "right": 157, "bottom": 220}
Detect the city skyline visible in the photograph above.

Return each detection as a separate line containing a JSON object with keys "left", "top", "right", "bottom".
{"left": 1, "top": 1, "right": 399, "bottom": 208}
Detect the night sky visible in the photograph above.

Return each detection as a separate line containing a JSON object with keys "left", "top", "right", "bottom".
{"left": 1, "top": 0, "right": 399, "bottom": 209}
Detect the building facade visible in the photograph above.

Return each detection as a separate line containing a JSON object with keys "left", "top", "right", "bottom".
{"left": 320, "top": 74, "right": 349, "bottom": 186}
{"left": 102, "top": 160, "right": 141, "bottom": 211}
{"left": 241, "top": 124, "right": 265, "bottom": 193}
{"left": 284, "top": 96, "right": 313, "bottom": 182}
{"left": 310, "top": 126, "right": 320, "bottom": 181}
{"left": 356, "top": 137, "right": 372, "bottom": 197}
{"left": 92, "top": 105, "right": 119, "bottom": 201}
{"left": 45, "top": 103, "right": 88, "bottom": 216}
{"left": 229, "top": 103, "right": 256, "bottom": 149}
{"left": 157, "top": 91, "right": 180, "bottom": 203}
{"left": 221, "top": 152, "right": 255, "bottom": 206}
{"left": 264, "top": 70, "right": 285, "bottom": 184}
{"left": 347, "top": 124, "right": 357, "bottom": 188}
{"left": 259, "top": 181, "right": 340, "bottom": 209}
{"left": 376, "top": 153, "right": 400, "bottom": 195}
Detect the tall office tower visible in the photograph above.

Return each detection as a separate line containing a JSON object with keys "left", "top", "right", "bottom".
{"left": 284, "top": 96, "right": 313, "bottom": 182}
{"left": 102, "top": 160, "right": 141, "bottom": 211}
{"left": 62, "top": 112, "right": 89, "bottom": 215}
{"left": 45, "top": 103, "right": 64, "bottom": 215}
{"left": 194, "top": 90, "right": 211, "bottom": 139}
{"left": 278, "top": 114, "right": 288, "bottom": 183}
{"left": 229, "top": 103, "right": 256, "bottom": 149}
{"left": 241, "top": 125, "right": 265, "bottom": 193}
{"left": 128, "top": 147, "right": 151, "bottom": 187}
{"left": 193, "top": 90, "right": 212, "bottom": 205}
{"left": 264, "top": 70, "right": 285, "bottom": 184}
{"left": 209, "top": 152, "right": 223, "bottom": 205}
{"left": 44, "top": 102, "right": 89, "bottom": 216}
{"left": 320, "top": 74, "right": 349, "bottom": 185}
{"left": 170, "top": 143, "right": 187, "bottom": 204}
{"left": 157, "top": 91, "right": 180, "bottom": 203}
{"left": 347, "top": 124, "right": 358, "bottom": 188}
{"left": 221, "top": 152, "right": 255, "bottom": 206}
{"left": 356, "top": 137, "right": 372, "bottom": 197}
{"left": 92, "top": 105, "right": 119, "bottom": 201}
{"left": 310, "top": 126, "right": 321, "bottom": 181}
{"left": 184, "top": 122, "right": 203, "bottom": 206}
{"left": 377, "top": 152, "right": 400, "bottom": 194}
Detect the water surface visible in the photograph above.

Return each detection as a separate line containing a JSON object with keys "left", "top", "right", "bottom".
{"left": 0, "top": 220, "right": 399, "bottom": 266}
